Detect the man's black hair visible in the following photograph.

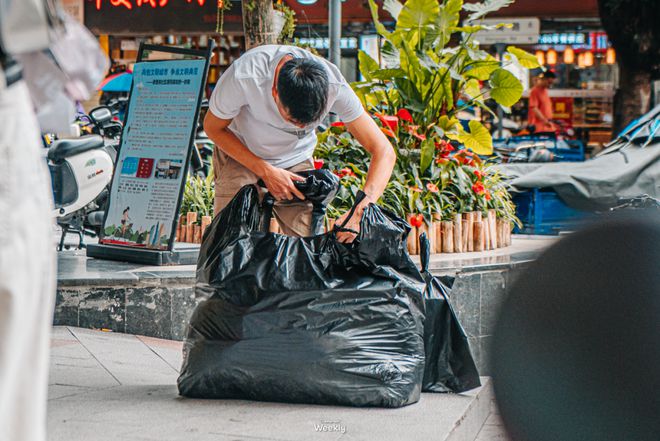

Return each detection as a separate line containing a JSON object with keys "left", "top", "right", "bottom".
{"left": 540, "top": 70, "right": 556, "bottom": 79}
{"left": 277, "top": 58, "right": 329, "bottom": 125}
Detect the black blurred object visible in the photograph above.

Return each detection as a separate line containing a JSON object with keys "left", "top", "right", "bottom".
{"left": 492, "top": 216, "right": 660, "bottom": 441}
{"left": 419, "top": 235, "right": 481, "bottom": 393}
{"left": 177, "top": 172, "right": 428, "bottom": 407}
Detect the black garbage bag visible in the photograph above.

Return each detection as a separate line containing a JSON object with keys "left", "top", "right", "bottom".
{"left": 418, "top": 234, "right": 481, "bottom": 393}
{"left": 177, "top": 173, "right": 426, "bottom": 407}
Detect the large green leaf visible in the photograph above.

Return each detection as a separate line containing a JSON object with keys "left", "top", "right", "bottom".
{"left": 434, "top": 0, "right": 462, "bottom": 47}
{"left": 420, "top": 138, "right": 435, "bottom": 174}
{"left": 457, "top": 120, "right": 493, "bottom": 155}
{"left": 381, "top": 40, "right": 400, "bottom": 68}
{"left": 506, "top": 46, "right": 541, "bottom": 69}
{"left": 367, "top": 0, "right": 391, "bottom": 38}
{"left": 384, "top": 0, "right": 404, "bottom": 19}
{"left": 358, "top": 50, "right": 379, "bottom": 81}
{"left": 396, "top": 0, "right": 439, "bottom": 37}
{"left": 462, "top": 0, "right": 514, "bottom": 21}
{"left": 464, "top": 78, "right": 482, "bottom": 101}
{"left": 371, "top": 68, "right": 406, "bottom": 81}
{"left": 394, "top": 78, "right": 425, "bottom": 111}
{"left": 463, "top": 60, "right": 500, "bottom": 80}
{"left": 436, "top": 115, "right": 462, "bottom": 140}
{"left": 489, "top": 68, "right": 523, "bottom": 107}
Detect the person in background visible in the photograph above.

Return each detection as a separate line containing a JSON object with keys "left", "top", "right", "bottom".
{"left": 528, "top": 70, "right": 557, "bottom": 133}
{"left": 204, "top": 44, "right": 396, "bottom": 243}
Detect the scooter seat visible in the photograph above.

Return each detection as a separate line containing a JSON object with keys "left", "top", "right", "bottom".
{"left": 48, "top": 135, "right": 105, "bottom": 162}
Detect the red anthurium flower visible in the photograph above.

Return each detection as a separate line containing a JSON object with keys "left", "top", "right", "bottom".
{"left": 409, "top": 214, "right": 424, "bottom": 228}
{"left": 396, "top": 108, "right": 414, "bottom": 123}
{"left": 435, "top": 140, "right": 455, "bottom": 157}
{"left": 376, "top": 113, "right": 399, "bottom": 132}
{"left": 485, "top": 190, "right": 492, "bottom": 201}
{"left": 473, "top": 169, "right": 483, "bottom": 179}
{"left": 435, "top": 157, "right": 449, "bottom": 165}
{"left": 313, "top": 158, "right": 324, "bottom": 170}
{"left": 380, "top": 127, "right": 397, "bottom": 138}
{"left": 330, "top": 121, "right": 345, "bottom": 128}
{"left": 472, "top": 182, "right": 486, "bottom": 195}
{"left": 406, "top": 125, "right": 426, "bottom": 141}
{"left": 335, "top": 168, "right": 356, "bottom": 179}
{"left": 426, "top": 183, "right": 439, "bottom": 193}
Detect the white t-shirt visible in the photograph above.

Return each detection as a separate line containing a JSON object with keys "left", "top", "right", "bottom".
{"left": 208, "top": 45, "right": 364, "bottom": 169}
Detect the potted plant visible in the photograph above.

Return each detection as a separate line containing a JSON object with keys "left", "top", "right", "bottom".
{"left": 315, "top": 0, "right": 536, "bottom": 254}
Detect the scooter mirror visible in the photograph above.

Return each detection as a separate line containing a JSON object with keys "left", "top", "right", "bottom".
{"left": 89, "top": 106, "right": 113, "bottom": 124}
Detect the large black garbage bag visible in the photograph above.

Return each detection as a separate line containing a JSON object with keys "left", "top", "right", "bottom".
{"left": 177, "top": 177, "right": 426, "bottom": 407}
{"left": 419, "top": 235, "right": 481, "bottom": 393}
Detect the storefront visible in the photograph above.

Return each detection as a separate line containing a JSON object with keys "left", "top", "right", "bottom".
{"left": 82, "top": 0, "right": 246, "bottom": 94}
{"left": 529, "top": 30, "right": 617, "bottom": 149}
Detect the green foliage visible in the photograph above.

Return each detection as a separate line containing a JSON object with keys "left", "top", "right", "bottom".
{"left": 314, "top": 0, "right": 528, "bottom": 225}
{"left": 180, "top": 169, "right": 215, "bottom": 222}
{"left": 358, "top": 0, "right": 535, "bottom": 156}
{"left": 274, "top": 2, "right": 296, "bottom": 44}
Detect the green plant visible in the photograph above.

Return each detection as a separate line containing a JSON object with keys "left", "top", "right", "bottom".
{"left": 215, "top": 0, "right": 233, "bottom": 34}
{"left": 315, "top": 0, "right": 531, "bottom": 226}
{"left": 180, "top": 169, "right": 215, "bottom": 222}
{"left": 355, "top": 0, "right": 540, "bottom": 161}
{"left": 274, "top": 1, "right": 296, "bottom": 44}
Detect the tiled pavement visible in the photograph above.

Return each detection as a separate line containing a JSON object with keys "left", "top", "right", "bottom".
{"left": 48, "top": 326, "right": 498, "bottom": 441}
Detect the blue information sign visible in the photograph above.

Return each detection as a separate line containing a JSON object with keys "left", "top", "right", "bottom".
{"left": 100, "top": 56, "right": 207, "bottom": 251}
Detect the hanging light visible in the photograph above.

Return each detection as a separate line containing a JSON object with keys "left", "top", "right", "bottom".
{"left": 546, "top": 48, "right": 558, "bottom": 65}
{"left": 583, "top": 51, "right": 594, "bottom": 67}
{"left": 535, "top": 50, "right": 545, "bottom": 66}
{"left": 577, "top": 52, "right": 586, "bottom": 68}
{"left": 563, "top": 47, "right": 575, "bottom": 64}
{"left": 605, "top": 47, "right": 616, "bottom": 64}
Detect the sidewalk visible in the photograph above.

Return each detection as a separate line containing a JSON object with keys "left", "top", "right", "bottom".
{"left": 48, "top": 327, "right": 503, "bottom": 441}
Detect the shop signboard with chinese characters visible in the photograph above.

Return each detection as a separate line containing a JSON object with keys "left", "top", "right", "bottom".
{"left": 88, "top": 44, "right": 211, "bottom": 265}
{"left": 84, "top": 0, "right": 243, "bottom": 35}
{"left": 471, "top": 17, "right": 540, "bottom": 45}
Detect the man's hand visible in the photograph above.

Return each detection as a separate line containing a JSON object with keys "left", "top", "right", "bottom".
{"left": 259, "top": 164, "right": 306, "bottom": 201}
{"left": 334, "top": 196, "right": 372, "bottom": 243}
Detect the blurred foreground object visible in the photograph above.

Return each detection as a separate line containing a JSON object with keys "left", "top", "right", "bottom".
{"left": 492, "top": 215, "right": 660, "bottom": 441}
{"left": 0, "top": 2, "right": 106, "bottom": 440}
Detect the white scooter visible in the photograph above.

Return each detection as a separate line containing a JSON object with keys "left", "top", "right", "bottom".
{"left": 48, "top": 121, "right": 115, "bottom": 251}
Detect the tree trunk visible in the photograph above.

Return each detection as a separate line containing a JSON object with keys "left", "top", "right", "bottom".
{"left": 613, "top": 63, "right": 652, "bottom": 134}
{"left": 242, "top": 0, "right": 277, "bottom": 50}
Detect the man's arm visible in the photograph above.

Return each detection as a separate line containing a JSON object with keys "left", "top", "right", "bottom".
{"left": 204, "top": 112, "right": 305, "bottom": 200}
{"left": 334, "top": 111, "right": 396, "bottom": 243}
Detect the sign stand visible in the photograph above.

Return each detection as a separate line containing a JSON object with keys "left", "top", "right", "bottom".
{"left": 87, "top": 43, "right": 212, "bottom": 266}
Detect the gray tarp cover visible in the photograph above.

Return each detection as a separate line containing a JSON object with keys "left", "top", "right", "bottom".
{"left": 499, "top": 106, "right": 660, "bottom": 211}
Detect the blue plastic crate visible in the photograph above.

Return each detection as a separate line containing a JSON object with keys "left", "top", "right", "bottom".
{"left": 493, "top": 135, "right": 586, "bottom": 162}
{"left": 513, "top": 189, "right": 596, "bottom": 235}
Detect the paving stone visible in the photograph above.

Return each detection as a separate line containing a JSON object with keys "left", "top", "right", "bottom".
{"left": 68, "top": 327, "right": 178, "bottom": 386}
{"left": 136, "top": 335, "right": 183, "bottom": 372}
{"left": 48, "top": 327, "right": 493, "bottom": 441}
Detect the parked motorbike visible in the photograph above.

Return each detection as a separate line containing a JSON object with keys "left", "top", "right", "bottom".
{"left": 48, "top": 106, "right": 119, "bottom": 250}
